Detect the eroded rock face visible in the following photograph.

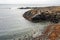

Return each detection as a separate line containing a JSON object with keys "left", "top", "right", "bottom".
{"left": 33, "top": 24, "right": 60, "bottom": 40}
{"left": 44, "top": 24, "right": 60, "bottom": 40}
{"left": 23, "top": 6, "right": 60, "bottom": 23}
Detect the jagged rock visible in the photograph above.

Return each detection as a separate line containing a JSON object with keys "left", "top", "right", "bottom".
{"left": 33, "top": 24, "right": 60, "bottom": 40}
{"left": 23, "top": 6, "right": 60, "bottom": 23}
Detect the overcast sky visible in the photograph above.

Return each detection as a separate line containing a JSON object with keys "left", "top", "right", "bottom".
{"left": 0, "top": 0, "right": 60, "bottom": 4}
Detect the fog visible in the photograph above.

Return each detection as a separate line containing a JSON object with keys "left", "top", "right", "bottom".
{"left": 0, "top": 0, "right": 60, "bottom": 4}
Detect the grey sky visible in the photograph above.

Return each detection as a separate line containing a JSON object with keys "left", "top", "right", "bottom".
{"left": 0, "top": 0, "right": 60, "bottom": 4}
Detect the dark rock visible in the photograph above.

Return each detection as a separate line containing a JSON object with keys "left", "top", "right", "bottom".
{"left": 23, "top": 6, "right": 60, "bottom": 23}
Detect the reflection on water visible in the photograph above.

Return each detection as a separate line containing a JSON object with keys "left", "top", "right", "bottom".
{"left": 0, "top": 4, "right": 53, "bottom": 40}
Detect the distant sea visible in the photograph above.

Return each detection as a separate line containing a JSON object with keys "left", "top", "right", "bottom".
{"left": 0, "top": 4, "right": 60, "bottom": 40}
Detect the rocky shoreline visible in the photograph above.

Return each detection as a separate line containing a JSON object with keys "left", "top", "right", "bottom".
{"left": 22, "top": 6, "right": 60, "bottom": 40}
{"left": 13, "top": 24, "right": 60, "bottom": 40}
{"left": 23, "top": 6, "right": 60, "bottom": 23}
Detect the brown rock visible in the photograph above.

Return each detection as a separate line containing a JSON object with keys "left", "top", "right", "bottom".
{"left": 32, "top": 24, "right": 60, "bottom": 40}
{"left": 23, "top": 6, "right": 60, "bottom": 23}
{"left": 43, "top": 24, "right": 60, "bottom": 40}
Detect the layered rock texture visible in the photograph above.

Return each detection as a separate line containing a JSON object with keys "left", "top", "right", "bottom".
{"left": 23, "top": 6, "right": 60, "bottom": 23}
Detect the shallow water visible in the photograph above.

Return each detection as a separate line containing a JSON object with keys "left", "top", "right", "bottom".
{"left": 0, "top": 4, "right": 58, "bottom": 40}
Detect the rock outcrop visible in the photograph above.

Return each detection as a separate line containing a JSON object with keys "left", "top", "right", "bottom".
{"left": 33, "top": 24, "right": 60, "bottom": 40}
{"left": 23, "top": 6, "right": 60, "bottom": 23}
